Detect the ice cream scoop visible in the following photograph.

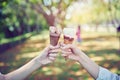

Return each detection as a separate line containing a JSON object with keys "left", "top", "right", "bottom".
{"left": 63, "top": 27, "right": 75, "bottom": 44}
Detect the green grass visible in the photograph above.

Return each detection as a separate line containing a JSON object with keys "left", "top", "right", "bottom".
{"left": 0, "top": 30, "right": 119, "bottom": 80}
{"left": 0, "top": 32, "right": 33, "bottom": 45}
{"left": 0, "top": 30, "right": 49, "bottom": 45}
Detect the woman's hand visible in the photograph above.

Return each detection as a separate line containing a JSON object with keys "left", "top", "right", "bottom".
{"left": 60, "top": 43, "right": 82, "bottom": 61}
{"left": 36, "top": 45, "right": 60, "bottom": 65}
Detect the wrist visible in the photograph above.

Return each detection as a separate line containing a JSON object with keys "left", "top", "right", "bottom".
{"left": 33, "top": 57, "right": 43, "bottom": 67}
{"left": 76, "top": 56, "right": 81, "bottom": 63}
{"left": 77, "top": 51, "right": 85, "bottom": 63}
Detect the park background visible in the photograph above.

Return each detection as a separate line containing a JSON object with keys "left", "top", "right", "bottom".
{"left": 0, "top": 0, "right": 120, "bottom": 80}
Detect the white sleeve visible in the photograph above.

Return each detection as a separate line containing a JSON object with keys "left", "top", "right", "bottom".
{"left": 0, "top": 73, "right": 6, "bottom": 80}
{"left": 96, "top": 67, "right": 120, "bottom": 80}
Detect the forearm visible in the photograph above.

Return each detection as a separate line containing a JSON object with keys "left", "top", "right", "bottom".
{"left": 78, "top": 51, "right": 99, "bottom": 79}
{"left": 5, "top": 57, "right": 42, "bottom": 80}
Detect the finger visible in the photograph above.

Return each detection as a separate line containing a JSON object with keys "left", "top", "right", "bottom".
{"left": 61, "top": 49, "right": 71, "bottom": 52}
{"left": 61, "top": 44, "right": 73, "bottom": 50}
{"left": 61, "top": 51, "right": 72, "bottom": 58}
{"left": 49, "top": 53, "right": 58, "bottom": 57}
{"left": 67, "top": 55, "right": 76, "bottom": 60}
{"left": 61, "top": 50, "right": 72, "bottom": 54}
{"left": 60, "top": 42, "right": 65, "bottom": 47}
{"left": 61, "top": 54, "right": 67, "bottom": 57}
{"left": 49, "top": 57, "right": 55, "bottom": 61}
{"left": 49, "top": 45, "right": 55, "bottom": 49}
{"left": 49, "top": 49, "right": 60, "bottom": 53}
{"left": 48, "top": 60, "right": 52, "bottom": 63}
{"left": 49, "top": 45, "right": 60, "bottom": 50}
{"left": 61, "top": 53, "right": 71, "bottom": 60}
{"left": 54, "top": 44, "right": 60, "bottom": 49}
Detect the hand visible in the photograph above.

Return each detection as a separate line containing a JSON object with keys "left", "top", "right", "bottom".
{"left": 60, "top": 43, "right": 82, "bottom": 61}
{"left": 36, "top": 45, "right": 60, "bottom": 65}
{"left": 61, "top": 43, "right": 100, "bottom": 79}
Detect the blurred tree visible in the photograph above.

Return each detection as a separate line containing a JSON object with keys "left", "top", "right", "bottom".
{"left": 0, "top": 0, "right": 8, "bottom": 33}
{"left": 1, "top": 0, "right": 120, "bottom": 38}
{"left": 29, "top": 0, "right": 77, "bottom": 28}
{"left": 69, "top": 0, "right": 110, "bottom": 25}
{"left": 108, "top": 0, "right": 120, "bottom": 27}
{"left": 69, "top": 0, "right": 120, "bottom": 32}
{"left": 1, "top": 0, "right": 79, "bottom": 39}
{"left": 1, "top": 0, "right": 48, "bottom": 38}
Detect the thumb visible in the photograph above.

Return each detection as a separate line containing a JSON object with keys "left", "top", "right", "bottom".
{"left": 61, "top": 44, "right": 73, "bottom": 50}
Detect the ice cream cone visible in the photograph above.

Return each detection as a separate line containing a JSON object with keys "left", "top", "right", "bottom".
{"left": 49, "top": 26, "right": 61, "bottom": 46}
{"left": 63, "top": 27, "right": 75, "bottom": 60}
{"left": 63, "top": 27, "right": 75, "bottom": 44}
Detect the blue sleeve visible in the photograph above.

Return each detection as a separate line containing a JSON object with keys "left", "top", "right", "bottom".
{"left": 96, "top": 67, "right": 120, "bottom": 80}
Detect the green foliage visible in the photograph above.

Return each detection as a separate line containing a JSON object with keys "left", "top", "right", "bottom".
{"left": 0, "top": 0, "right": 78, "bottom": 34}
{"left": 0, "top": 0, "right": 48, "bottom": 35}
{"left": 69, "top": 0, "right": 120, "bottom": 25}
